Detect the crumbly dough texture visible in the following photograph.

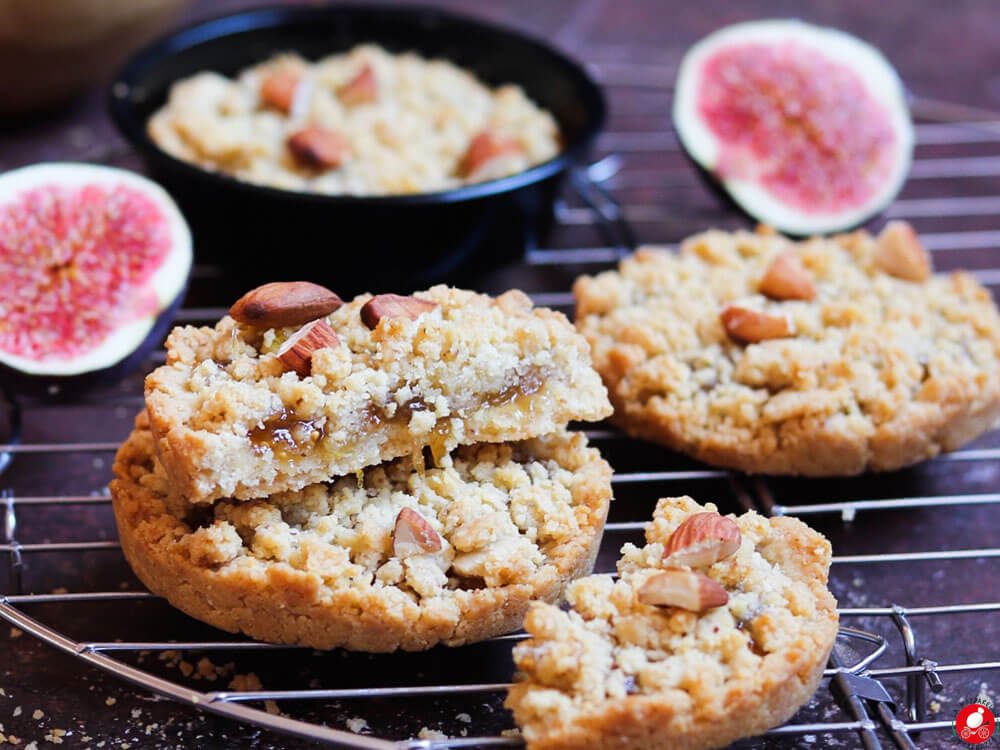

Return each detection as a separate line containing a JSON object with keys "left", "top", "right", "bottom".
{"left": 574, "top": 228, "right": 1000, "bottom": 475}
{"left": 506, "top": 496, "right": 838, "bottom": 750}
{"left": 145, "top": 285, "right": 611, "bottom": 504}
{"left": 112, "top": 412, "right": 612, "bottom": 652}
{"left": 148, "top": 44, "right": 560, "bottom": 195}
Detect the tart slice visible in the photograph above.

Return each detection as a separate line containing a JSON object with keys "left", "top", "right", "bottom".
{"left": 145, "top": 284, "right": 611, "bottom": 504}
{"left": 506, "top": 496, "right": 838, "bottom": 750}
{"left": 111, "top": 412, "right": 612, "bottom": 652}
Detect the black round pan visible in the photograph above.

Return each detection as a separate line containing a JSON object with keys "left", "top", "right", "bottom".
{"left": 110, "top": 4, "right": 606, "bottom": 293}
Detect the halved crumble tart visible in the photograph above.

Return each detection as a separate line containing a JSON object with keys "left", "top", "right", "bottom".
{"left": 145, "top": 284, "right": 611, "bottom": 504}
{"left": 506, "top": 496, "right": 838, "bottom": 750}
{"left": 112, "top": 411, "right": 612, "bottom": 652}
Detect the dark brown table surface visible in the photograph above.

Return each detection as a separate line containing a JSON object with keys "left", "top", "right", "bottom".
{"left": 2, "top": 1, "right": 1000, "bottom": 748}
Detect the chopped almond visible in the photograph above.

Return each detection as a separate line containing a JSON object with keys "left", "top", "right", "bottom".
{"left": 259, "top": 71, "right": 301, "bottom": 113}
{"left": 759, "top": 252, "right": 816, "bottom": 301}
{"left": 662, "top": 513, "right": 742, "bottom": 567}
{"left": 875, "top": 221, "right": 932, "bottom": 282}
{"left": 637, "top": 568, "right": 729, "bottom": 612}
{"left": 393, "top": 507, "right": 443, "bottom": 558}
{"left": 361, "top": 294, "right": 439, "bottom": 329}
{"left": 338, "top": 64, "right": 377, "bottom": 106}
{"left": 287, "top": 126, "right": 349, "bottom": 169}
{"left": 277, "top": 319, "right": 340, "bottom": 376}
{"left": 721, "top": 305, "right": 793, "bottom": 343}
{"left": 457, "top": 130, "right": 522, "bottom": 178}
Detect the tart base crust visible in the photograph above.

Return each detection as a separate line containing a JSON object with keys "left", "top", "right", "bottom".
{"left": 112, "top": 414, "right": 612, "bottom": 652}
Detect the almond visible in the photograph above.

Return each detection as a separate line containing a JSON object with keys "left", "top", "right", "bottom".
{"left": 662, "top": 512, "right": 741, "bottom": 567}
{"left": 338, "top": 63, "right": 377, "bottom": 106}
{"left": 230, "top": 282, "right": 343, "bottom": 329}
{"left": 457, "top": 130, "right": 522, "bottom": 178}
{"left": 361, "top": 294, "right": 438, "bottom": 329}
{"left": 259, "top": 71, "right": 301, "bottom": 113}
{"left": 875, "top": 221, "right": 932, "bottom": 282}
{"left": 721, "top": 305, "right": 794, "bottom": 343}
{"left": 759, "top": 252, "right": 816, "bottom": 301}
{"left": 277, "top": 318, "right": 340, "bottom": 376}
{"left": 287, "top": 126, "right": 350, "bottom": 169}
{"left": 637, "top": 568, "right": 729, "bottom": 612}
{"left": 393, "top": 507, "right": 443, "bottom": 558}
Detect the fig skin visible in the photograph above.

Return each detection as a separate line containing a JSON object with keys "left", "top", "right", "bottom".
{"left": 672, "top": 19, "right": 913, "bottom": 236}
{"left": 0, "top": 286, "right": 187, "bottom": 400}
{"left": 0, "top": 163, "right": 193, "bottom": 399}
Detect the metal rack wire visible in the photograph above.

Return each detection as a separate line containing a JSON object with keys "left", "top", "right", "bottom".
{"left": 3, "top": 61, "right": 1000, "bottom": 748}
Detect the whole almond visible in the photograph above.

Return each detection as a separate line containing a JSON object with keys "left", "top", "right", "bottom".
{"left": 259, "top": 71, "right": 301, "bottom": 113}
{"left": 875, "top": 221, "right": 932, "bottom": 282}
{"left": 637, "top": 568, "right": 729, "bottom": 612}
{"left": 361, "top": 294, "right": 439, "bottom": 330}
{"left": 458, "top": 130, "right": 522, "bottom": 178}
{"left": 759, "top": 252, "right": 816, "bottom": 301}
{"left": 663, "top": 512, "right": 742, "bottom": 567}
{"left": 277, "top": 319, "right": 340, "bottom": 376}
{"left": 394, "top": 507, "right": 443, "bottom": 558}
{"left": 721, "top": 305, "right": 794, "bottom": 343}
{"left": 338, "top": 63, "right": 377, "bottom": 106}
{"left": 287, "top": 126, "right": 350, "bottom": 169}
{"left": 230, "top": 282, "right": 343, "bottom": 329}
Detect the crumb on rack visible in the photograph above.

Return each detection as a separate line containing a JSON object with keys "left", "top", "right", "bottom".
{"left": 8, "top": 630, "right": 21, "bottom": 640}
{"left": 30, "top": 710, "right": 42, "bottom": 720}
{"left": 455, "top": 713, "right": 471, "bottom": 723}
{"left": 345, "top": 717, "right": 368, "bottom": 734}
{"left": 227, "top": 673, "right": 262, "bottom": 692}
{"left": 417, "top": 727, "right": 448, "bottom": 740}
{"left": 104, "top": 698, "right": 116, "bottom": 707}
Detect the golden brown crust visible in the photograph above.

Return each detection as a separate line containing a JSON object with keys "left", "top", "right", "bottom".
{"left": 506, "top": 497, "right": 838, "bottom": 750}
{"left": 112, "top": 413, "right": 612, "bottom": 652}
{"left": 574, "top": 229, "right": 1000, "bottom": 476}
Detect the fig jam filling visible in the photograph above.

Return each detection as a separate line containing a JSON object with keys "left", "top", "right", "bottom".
{"left": 249, "top": 371, "right": 547, "bottom": 462}
{"left": 0, "top": 183, "right": 171, "bottom": 360}
{"left": 697, "top": 42, "right": 897, "bottom": 213}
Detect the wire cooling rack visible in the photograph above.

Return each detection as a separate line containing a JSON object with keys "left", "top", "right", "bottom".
{"left": 3, "top": 60, "right": 1000, "bottom": 749}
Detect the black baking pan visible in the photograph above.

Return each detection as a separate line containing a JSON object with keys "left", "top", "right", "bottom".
{"left": 110, "top": 4, "right": 606, "bottom": 293}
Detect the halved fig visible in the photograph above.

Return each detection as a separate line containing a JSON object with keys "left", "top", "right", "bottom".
{"left": 673, "top": 20, "right": 913, "bottom": 235}
{"left": 0, "top": 163, "right": 192, "bottom": 395}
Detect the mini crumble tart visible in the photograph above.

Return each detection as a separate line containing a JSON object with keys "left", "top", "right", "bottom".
{"left": 573, "top": 223, "right": 1000, "bottom": 475}
{"left": 145, "top": 285, "right": 611, "bottom": 504}
{"left": 111, "top": 412, "right": 612, "bottom": 652}
{"left": 506, "top": 496, "right": 838, "bottom": 750}
{"left": 147, "top": 44, "right": 561, "bottom": 196}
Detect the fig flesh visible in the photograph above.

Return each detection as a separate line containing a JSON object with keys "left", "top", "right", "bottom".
{"left": 0, "top": 163, "right": 192, "bottom": 395}
{"left": 673, "top": 20, "right": 913, "bottom": 235}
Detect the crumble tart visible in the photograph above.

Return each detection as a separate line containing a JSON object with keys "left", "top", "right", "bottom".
{"left": 506, "top": 496, "right": 838, "bottom": 750}
{"left": 145, "top": 285, "right": 611, "bottom": 504}
{"left": 147, "top": 44, "right": 560, "bottom": 196}
{"left": 111, "top": 412, "right": 612, "bottom": 652}
{"left": 574, "top": 224, "right": 1000, "bottom": 475}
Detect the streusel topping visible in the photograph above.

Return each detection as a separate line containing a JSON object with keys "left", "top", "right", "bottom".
{"left": 574, "top": 227, "right": 1000, "bottom": 474}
